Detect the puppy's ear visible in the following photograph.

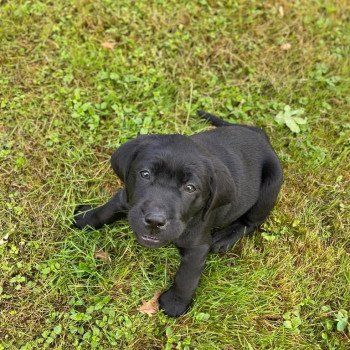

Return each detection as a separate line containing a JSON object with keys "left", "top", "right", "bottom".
{"left": 203, "top": 159, "right": 236, "bottom": 220}
{"left": 110, "top": 136, "right": 147, "bottom": 181}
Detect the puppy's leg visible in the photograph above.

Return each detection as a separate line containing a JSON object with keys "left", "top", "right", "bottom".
{"left": 211, "top": 161, "right": 283, "bottom": 253}
{"left": 73, "top": 189, "right": 128, "bottom": 230}
{"left": 159, "top": 244, "right": 210, "bottom": 317}
{"left": 211, "top": 220, "right": 252, "bottom": 253}
{"left": 211, "top": 204, "right": 272, "bottom": 253}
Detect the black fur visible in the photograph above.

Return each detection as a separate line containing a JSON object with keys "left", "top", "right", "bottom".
{"left": 74, "top": 111, "right": 283, "bottom": 317}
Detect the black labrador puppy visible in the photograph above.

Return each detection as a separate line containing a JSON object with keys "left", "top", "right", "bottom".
{"left": 74, "top": 111, "right": 283, "bottom": 317}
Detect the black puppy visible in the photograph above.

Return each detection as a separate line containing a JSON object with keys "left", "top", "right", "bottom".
{"left": 74, "top": 111, "right": 283, "bottom": 317}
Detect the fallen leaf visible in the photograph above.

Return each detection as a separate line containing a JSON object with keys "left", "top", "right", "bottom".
{"left": 178, "top": 12, "right": 191, "bottom": 26}
{"left": 280, "top": 43, "right": 292, "bottom": 51}
{"left": 138, "top": 290, "right": 161, "bottom": 316}
{"left": 94, "top": 249, "right": 111, "bottom": 263}
{"left": 102, "top": 41, "right": 116, "bottom": 50}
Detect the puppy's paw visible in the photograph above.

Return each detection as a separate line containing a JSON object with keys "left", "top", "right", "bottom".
{"left": 159, "top": 288, "right": 191, "bottom": 317}
{"left": 73, "top": 205, "right": 94, "bottom": 230}
{"left": 210, "top": 229, "right": 238, "bottom": 253}
{"left": 210, "top": 239, "right": 232, "bottom": 253}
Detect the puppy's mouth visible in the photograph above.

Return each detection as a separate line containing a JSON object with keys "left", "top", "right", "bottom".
{"left": 141, "top": 234, "right": 160, "bottom": 243}
{"left": 137, "top": 233, "right": 167, "bottom": 248}
{"left": 128, "top": 208, "right": 185, "bottom": 248}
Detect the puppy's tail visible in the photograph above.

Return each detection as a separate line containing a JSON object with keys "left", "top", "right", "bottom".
{"left": 197, "top": 110, "right": 233, "bottom": 127}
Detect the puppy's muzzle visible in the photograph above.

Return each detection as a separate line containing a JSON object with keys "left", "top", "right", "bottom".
{"left": 143, "top": 211, "right": 167, "bottom": 230}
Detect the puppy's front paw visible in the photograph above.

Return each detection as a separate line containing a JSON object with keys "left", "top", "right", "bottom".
{"left": 73, "top": 205, "right": 94, "bottom": 230}
{"left": 159, "top": 288, "right": 191, "bottom": 317}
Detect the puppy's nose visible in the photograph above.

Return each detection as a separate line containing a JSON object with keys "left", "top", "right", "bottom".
{"left": 144, "top": 212, "right": 167, "bottom": 229}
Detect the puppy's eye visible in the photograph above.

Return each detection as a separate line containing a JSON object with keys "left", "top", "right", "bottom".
{"left": 140, "top": 170, "right": 150, "bottom": 179}
{"left": 185, "top": 184, "right": 196, "bottom": 193}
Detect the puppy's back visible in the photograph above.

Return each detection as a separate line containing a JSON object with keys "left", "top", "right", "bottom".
{"left": 191, "top": 124, "right": 273, "bottom": 161}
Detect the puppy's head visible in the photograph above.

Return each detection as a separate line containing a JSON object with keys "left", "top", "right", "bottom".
{"left": 111, "top": 134, "right": 235, "bottom": 248}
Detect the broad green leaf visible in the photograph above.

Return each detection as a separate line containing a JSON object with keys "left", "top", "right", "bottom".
{"left": 283, "top": 320, "right": 293, "bottom": 329}
{"left": 336, "top": 320, "right": 347, "bottom": 332}
{"left": 335, "top": 309, "right": 348, "bottom": 332}
{"left": 275, "top": 112, "right": 285, "bottom": 124}
{"left": 294, "top": 117, "right": 308, "bottom": 124}
{"left": 262, "top": 233, "right": 277, "bottom": 241}
{"left": 285, "top": 117, "right": 301, "bottom": 133}
{"left": 53, "top": 324, "right": 62, "bottom": 335}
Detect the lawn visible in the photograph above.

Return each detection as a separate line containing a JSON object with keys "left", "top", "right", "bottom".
{"left": 1, "top": 0, "right": 349, "bottom": 349}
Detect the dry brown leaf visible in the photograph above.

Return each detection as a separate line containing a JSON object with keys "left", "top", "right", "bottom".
{"left": 102, "top": 41, "right": 116, "bottom": 50}
{"left": 138, "top": 290, "right": 161, "bottom": 316}
{"left": 280, "top": 43, "right": 292, "bottom": 51}
{"left": 178, "top": 12, "right": 191, "bottom": 26}
{"left": 94, "top": 249, "right": 111, "bottom": 263}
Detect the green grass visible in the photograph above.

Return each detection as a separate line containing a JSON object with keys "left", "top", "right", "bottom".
{"left": 1, "top": 0, "right": 349, "bottom": 349}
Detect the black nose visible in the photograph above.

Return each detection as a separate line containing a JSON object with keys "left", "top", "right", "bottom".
{"left": 144, "top": 212, "right": 167, "bottom": 229}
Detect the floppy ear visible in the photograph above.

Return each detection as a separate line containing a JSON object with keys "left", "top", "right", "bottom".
{"left": 110, "top": 136, "right": 148, "bottom": 181}
{"left": 202, "top": 159, "right": 236, "bottom": 220}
